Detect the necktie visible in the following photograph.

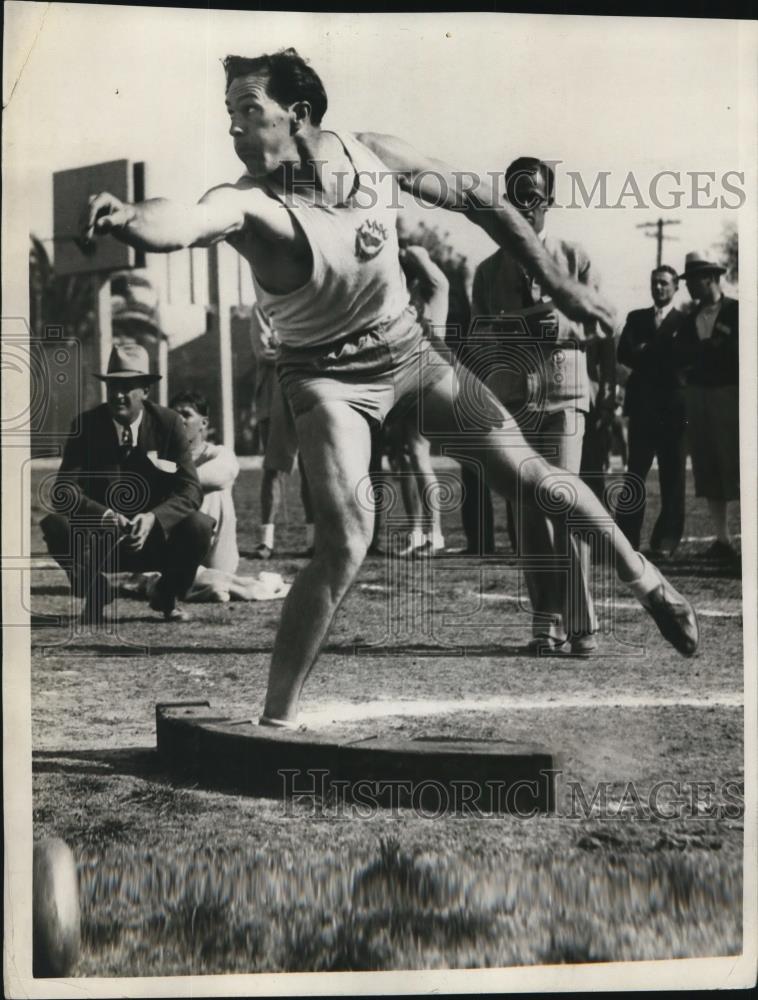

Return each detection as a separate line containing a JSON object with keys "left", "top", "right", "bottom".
{"left": 120, "top": 425, "right": 133, "bottom": 459}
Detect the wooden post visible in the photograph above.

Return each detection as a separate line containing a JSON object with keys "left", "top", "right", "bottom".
{"left": 95, "top": 275, "right": 112, "bottom": 402}
{"left": 207, "top": 243, "right": 235, "bottom": 447}
{"left": 157, "top": 337, "right": 169, "bottom": 405}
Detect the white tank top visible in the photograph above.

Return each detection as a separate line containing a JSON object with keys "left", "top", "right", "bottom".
{"left": 250, "top": 132, "right": 411, "bottom": 348}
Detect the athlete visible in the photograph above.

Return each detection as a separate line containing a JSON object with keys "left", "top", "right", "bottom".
{"left": 81, "top": 48, "right": 698, "bottom": 726}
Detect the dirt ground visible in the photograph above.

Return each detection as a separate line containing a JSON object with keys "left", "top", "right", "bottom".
{"left": 27, "top": 465, "right": 745, "bottom": 971}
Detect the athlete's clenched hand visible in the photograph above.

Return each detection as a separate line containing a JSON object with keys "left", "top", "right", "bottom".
{"left": 79, "top": 192, "right": 136, "bottom": 246}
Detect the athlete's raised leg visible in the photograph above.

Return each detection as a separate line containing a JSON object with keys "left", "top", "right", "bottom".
{"left": 261, "top": 401, "right": 374, "bottom": 724}
{"left": 418, "top": 364, "right": 698, "bottom": 655}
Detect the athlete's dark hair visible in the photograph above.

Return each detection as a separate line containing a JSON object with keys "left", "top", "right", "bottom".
{"left": 505, "top": 156, "right": 555, "bottom": 209}
{"left": 651, "top": 265, "right": 679, "bottom": 283}
{"left": 170, "top": 390, "right": 209, "bottom": 418}
{"left": 223, "top": 48, "right": 328, "bottom": 125}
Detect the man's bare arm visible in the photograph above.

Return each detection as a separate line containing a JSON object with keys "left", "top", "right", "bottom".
{"left": 358, "top": 132, "right": 616, "bottom": 333}
{"left": 80, "top": 183, "right": 275, "bottom": 253}
{"left": 401, "top": 245, "right": 449, "bottom": 329}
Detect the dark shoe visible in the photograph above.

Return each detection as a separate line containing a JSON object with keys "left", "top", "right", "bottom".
{"left": 366, "top": 543, "right": 385, "bottom": 557}
{"left": 149, "top": 591, "right": 190, "bottom": 622}
{"left": 568, "top": 633, "right": 599, "bottom": 657}
{"left": 526, "top": 635, "right": 568, "bottom": 656}
{"left": 251, "top": 543, "right": 274, "bottom": 560}
{"left": 639, "top": 565, "right": 699, "bottom": 657}
{"left": 408, "top": 540, "right": 438, "bottom": 559}
{"left": 704, "top": 540, "right": 739, "bottom": 563}
{"left": 162, "top": 607, "right": 191, "bottom": 623}
{"left": 650, "top": 539, "right": 679, "bottom": 559}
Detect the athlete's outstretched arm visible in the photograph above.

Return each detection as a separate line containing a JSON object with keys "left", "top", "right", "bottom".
{"left": 80, "top": 184, "right": 267, "bottom": 253}
{"left": 358, "top": 132, "right": 616, "bottom": 333}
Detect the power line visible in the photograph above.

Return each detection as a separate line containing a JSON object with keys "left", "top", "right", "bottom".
{"left": 636, "top": 218, "right": 681, "bottom": 269}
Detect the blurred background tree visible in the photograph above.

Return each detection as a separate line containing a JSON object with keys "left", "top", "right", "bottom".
{"left": 29, "top": 235, "right": 95, "bottom": 341}
{"left": 716, "top": 222, "right": 738, "bottom": 286}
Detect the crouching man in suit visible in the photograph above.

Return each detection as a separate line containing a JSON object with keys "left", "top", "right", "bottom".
{"left": 40, "top": 343, "right": 214, "bottom": 625}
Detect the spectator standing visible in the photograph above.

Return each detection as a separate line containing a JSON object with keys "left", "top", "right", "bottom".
{"left": 466, "top": 156, "right": 604, "bottom": 654}
{"left": 675, "top": 251, "right": 740, "bottom": 565}
{"left": 615, "top": 266, "right": 687, "bottom": 556}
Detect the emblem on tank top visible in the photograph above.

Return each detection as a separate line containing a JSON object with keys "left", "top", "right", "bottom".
{"left": 355, "top": 219, "right": 389, "bottom": 261}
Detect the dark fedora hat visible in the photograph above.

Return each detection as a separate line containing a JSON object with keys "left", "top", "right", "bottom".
{"left": 679, "top": 251, "right": 727, "bottom": 280}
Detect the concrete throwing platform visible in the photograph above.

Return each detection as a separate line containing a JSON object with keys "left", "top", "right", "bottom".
{"left": 155, "top": 701, "right": 558, "bottom": 815}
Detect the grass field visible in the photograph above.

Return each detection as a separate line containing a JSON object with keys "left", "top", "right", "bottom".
{"left": 29, "top": 463, "right": 745, "bottom": 975}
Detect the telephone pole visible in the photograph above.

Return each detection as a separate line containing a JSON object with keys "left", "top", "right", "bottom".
{"left": 637, "top": 218, "right": 681, "bottom": 268}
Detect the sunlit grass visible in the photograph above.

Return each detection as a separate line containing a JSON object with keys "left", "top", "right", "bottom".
{"left": 75, "top": 837, "right": 742, "bottom": 975}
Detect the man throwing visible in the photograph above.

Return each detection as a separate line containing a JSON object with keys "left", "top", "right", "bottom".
{"left": 82, "top": 48, "right": 698, "bottom": 725}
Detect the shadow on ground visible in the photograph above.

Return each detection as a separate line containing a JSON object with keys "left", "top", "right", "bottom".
{"left": 33, "top": 747, "right": 160, "bottom": 780}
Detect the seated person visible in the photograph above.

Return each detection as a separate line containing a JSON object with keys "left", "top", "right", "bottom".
{"left": 170, "top": 391, "right": 240, "bottom": 573}
{"left": 132, "top": 391, "right": 291, "bottom": 603}
{"left": 40, "top": 344, "right": 213, "bottom": 624}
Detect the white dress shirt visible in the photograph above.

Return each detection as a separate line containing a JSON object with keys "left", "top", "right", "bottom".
{"left": 654, "top": 301, "right": 676, "bottom": 328}
{"left": 112, "top": 410, "right": 144, "bottom": 449}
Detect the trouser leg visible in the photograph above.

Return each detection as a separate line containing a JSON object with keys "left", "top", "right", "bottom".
{"left": 650, "top": 415, "right": 687, "bottom": 551}
{"left": 557, "top": 411, "right": 596, "bottom": 638}
{"left": 368, "top": 424, "right": 385, "bottom": 548}
{"left": 459, "top": 459, "right": 495, "bottom": 554}
{"left": 151, "top": 512, "right": 214, "bottom": 605}
{"left": 580, "top": 403, "right": 608, "bottom": 501}
{"left": 615, "top": 417, "right": 656, "bottom": 550}
{"left": 515, "top": 470, "right": 565, "bottom": 642}
{"left": 707, "top": 499, "right": 731, "bottom": 544}
{"left": 40, "top": 513, "right": 119, "bottom": 607}
{"left": 519, "top": 410, "right": 595, "bottom": 641}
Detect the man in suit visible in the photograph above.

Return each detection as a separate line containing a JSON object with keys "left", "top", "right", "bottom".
{"left": 464, "top": 156, "right": 608, "bottom": 655}
{"left": 615, "top": 266, "right": 687, "bottom": 556}
{"left": 675, "top": 251, "right": 740, "bottom": 564}
{"left": 41, "top": 343, "right": 214, "bottom": 625}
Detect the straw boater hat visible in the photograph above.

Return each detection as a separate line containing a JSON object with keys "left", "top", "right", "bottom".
{"left": 679, "top": 251, "right": 727, "bottom": 280}
{"left": 96, "top": 343, "right": 160, "bottom": 383}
